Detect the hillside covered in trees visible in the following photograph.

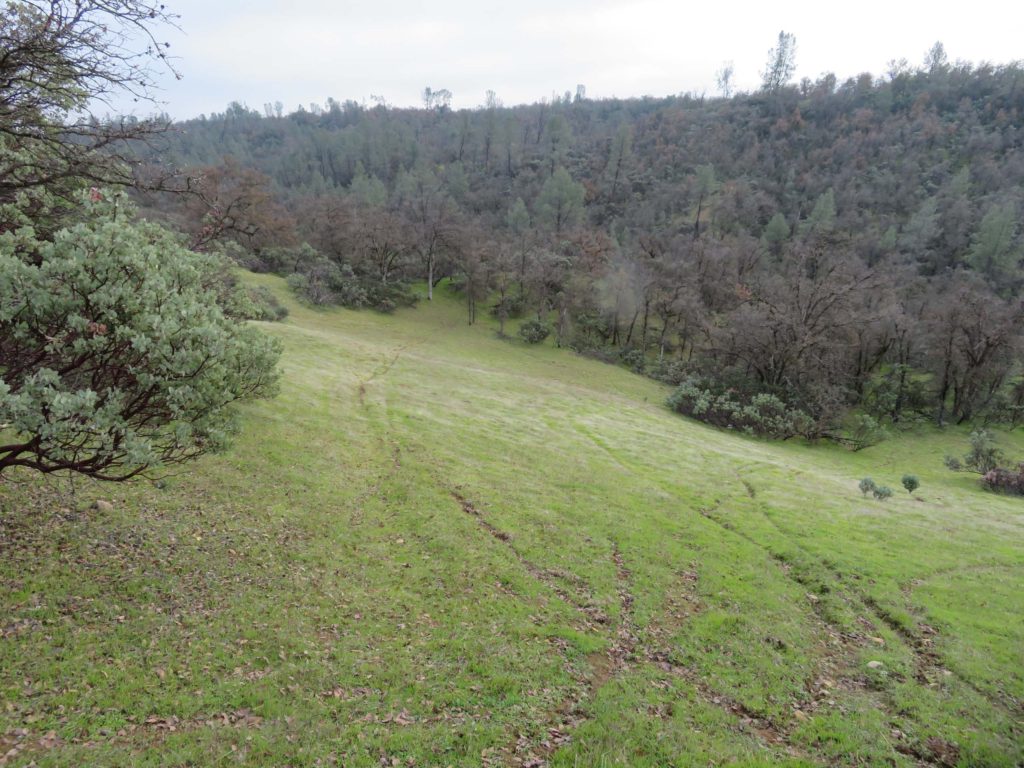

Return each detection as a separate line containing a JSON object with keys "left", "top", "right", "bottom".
{"left": 4, "top": 5, "right": 1024, "bottom": 765}
{"left": 136, "top": 50, "right": 1024, "bottom": 442}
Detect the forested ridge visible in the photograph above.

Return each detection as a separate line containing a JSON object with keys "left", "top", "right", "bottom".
{"left": 137, "top": 53, "right": 1024, "bottom": 441}
{"left": 4, "top": 7, "right": 1024, "bottom": 764}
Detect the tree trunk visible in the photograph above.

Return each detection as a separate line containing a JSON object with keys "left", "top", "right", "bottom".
{"left": 640, "top": 298, "right": 650, "bottom": 352}
{"left": 427, "top": 255, "right": 434, "bottom": 300}
{"left": 624, "top": 310, "right": 639, "bottom": 348}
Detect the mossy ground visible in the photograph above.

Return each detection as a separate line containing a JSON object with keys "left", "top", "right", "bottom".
{"left": 2, "top": 275, "right": 1021, "bottom": 767}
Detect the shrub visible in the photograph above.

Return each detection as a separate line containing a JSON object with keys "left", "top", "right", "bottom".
{"left": 666, "top": 376, "right": 814, "bottom": 439}
{"left": 283, "top": 254, "right": 416, "bottom": 313}
{"left": 566, "top": 312, "right": 614, "bottom": 351}
{"left": 646, "top": 359, "right": 691, "bottom": 386}
{"left": 872, "top": 485, "right": 894, "bottom": 501}
{"left": 847, "top": 414, "right": 886, "bottom": 450}
{"left": 286, "top": 271, "right": 315, "bottom": 302}
{"left": 519, "top": 319, "right": 551, "bottom": 344}
{"left": 620, "top": 348, "right": 646, "bottom": 373}
{"left": 945, "top": 431, "right": 1008, "bottom": 475}
{"left": 0, "top": 195, "right": 281, "bottom": 480}
{"left": 360, "top": 280, "right": 417, "bottom": 312}
{"left": 575, "top": 346, "right": 620, "bottom": 365}
{"left": 491, "top": 293, "right": 526, "bottom": 320}
{"left": 859, "top": 478, "right": 877, "bottom": 496}
{"left": 901, "top": 475, "right": 920, "bottom": 494}
{"left": 862, "top": 364, "right": 929, "bottom": 423}
{"left": 980, "top": 464, "right": 1024, "bottom": 496}
{"left": 965, "top": 429, "right": 1003, "bottom": 474}
{"left": 203, "top": 258, "right": 287, "bottom": 321}
{"left": 229, "top": 285, "right": 288, "bottom": 322}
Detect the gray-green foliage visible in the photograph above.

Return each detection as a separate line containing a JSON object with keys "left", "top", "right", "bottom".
{"left": 967, "top": 202, "right": 1019, "bottom": 282}
{"left": 518, "top": 319, "right": 551, "bottom": 344}
{"left": 0, "top": 194, "right": 282, "bottom": 479}
{"left": 536, "top": 167, "right": 585, "bottom": 233}
{"left": 859, "top": 477, "right": 877, "bottom": 496}
{"left": 800, "top": 188, "right": 836, "bottom": 238}
{"left": 898, "top": 198, "right": 940, "bottom": 261}
{"left": 506, "top": 197, "right": 531, "bottom": 235}
{"left": 349, "top": 164, "right": 388, "bottom": 208}
{"left": 695, "top": 164, "right": 718, "bottom": 199}
{"left": 545, "top": 115, "right": 573, "bottom": 172}
{"left": 965, "top": 429, "right": 1004, "bottom": 474}
{"left": 763, "top": 212, "right": 790, "bottom": 253}
{"left": 605, "top": 124, "right": 633, "bottom": 196}
{"left": 848, "top": 414, "right": 885, "bottom": 450}
{"left": 872, "top": 485, "right": 894, "bottom": 501}
{"left": 667, "top": 377, "right": 813, "bottom": 439}
{"left": 902, "top": 474, "right": 920, "bottom": 494}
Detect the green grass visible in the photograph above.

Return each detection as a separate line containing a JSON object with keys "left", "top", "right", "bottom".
{"left": 1, "top": 274, "right": 1022, "bottom": 767}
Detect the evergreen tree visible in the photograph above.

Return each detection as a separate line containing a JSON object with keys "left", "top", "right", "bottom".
{"left": 536, "top": 167, "right": 585, "bottom": 234}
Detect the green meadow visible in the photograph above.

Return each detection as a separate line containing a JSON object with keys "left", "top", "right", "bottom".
{"left": 2, "top": 274, "right": 1021, "bottom": 767}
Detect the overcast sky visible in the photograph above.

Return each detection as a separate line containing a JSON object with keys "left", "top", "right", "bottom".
{"left": 128, "top": 0, "right": 1023, "bottom": 119}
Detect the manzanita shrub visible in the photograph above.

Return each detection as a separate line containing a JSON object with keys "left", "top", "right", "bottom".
{"left": 667, "top": 376, "right": 813, "bottom": 439}
{"left": 0, "top": 194, "right": 282, "bottom": 480}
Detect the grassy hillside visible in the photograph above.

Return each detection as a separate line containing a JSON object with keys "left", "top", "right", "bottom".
{"left": 1, "top": 275, "right": 1022, "bottom": 767}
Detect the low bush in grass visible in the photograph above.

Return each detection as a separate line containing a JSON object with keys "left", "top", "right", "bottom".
{"left": 980, "top": 464, "right": 1024, "bottom": 496}
{"left": 519, "top": 319, "right": 551, "bottom": 344}
{"left": 666, "top": 376, "right": 814, "bottom": 439}
{"left": 872, "top": 485, "right": 894, "bottom": 501}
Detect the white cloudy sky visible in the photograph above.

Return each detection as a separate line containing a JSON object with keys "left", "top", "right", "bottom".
{"left": 130, "top": 0, "right": 1023, "bottom": 119}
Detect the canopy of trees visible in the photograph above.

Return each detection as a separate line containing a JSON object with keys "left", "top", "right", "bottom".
{"left": 134, "top": 48, "right": 1024, "bottom": 439}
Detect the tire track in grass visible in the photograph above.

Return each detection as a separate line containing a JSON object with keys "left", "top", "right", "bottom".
{"left": 736, "top": 470, "right": 1020, "bottom": 718}
{"left": 701, "top": 478, "right": 1020, "bottom": 766}
{"left": 452, "top": 490, "right": 642, "bottom": 767}
{"left": 450, "top": 490, "right": 604, "bottom": 625}
{"left": 612, "top": 540, "right": 817, "bottom": 762}
{"left": 356, "top": 343, "right": 411, "bottom": 406}
{"left": 859, "top": 591, "right": 1020, "bottom": 717}
{"left": 580, "top": 428, "right": 887, "bottom": 761}
{"left": 569, "top": 425, "right": 847, "bottom": 761}
{"left": 453, "top": 489, "right": 811, "bottom": 766}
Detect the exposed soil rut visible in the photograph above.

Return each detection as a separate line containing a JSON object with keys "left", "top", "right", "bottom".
{"left": 698, "top": 481, "right": 1009, "bottom": 767}
{"left": 454, "top": 489, "right": 827, "bottom": 766}
{"left": 453, "top": 490, "right": 642, "bottom": 767}
{"left": 357, "top": 344, "right": 411, "bottom": 406}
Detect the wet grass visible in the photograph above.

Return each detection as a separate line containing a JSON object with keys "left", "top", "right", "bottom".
{"left": 1, "top": 274, "right": 1021, "bottom": 767}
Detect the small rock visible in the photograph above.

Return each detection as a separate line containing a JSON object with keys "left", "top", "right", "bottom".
{"left": 866, "top": 660, "right": 884, "bottom": 670}
{"left": 92, "top": 500, "right": 114, "bottom": 513}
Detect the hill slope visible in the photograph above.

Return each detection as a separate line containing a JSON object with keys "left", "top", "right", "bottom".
{"left": 1, "top": 276, "right": 1022, "bottom": 767}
